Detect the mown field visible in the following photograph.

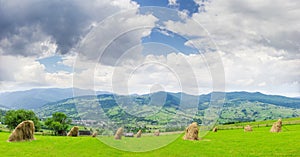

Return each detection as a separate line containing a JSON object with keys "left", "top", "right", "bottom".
{"left": 0, "top": 120, "right": 299, "bottom": 156}
{"left": 217, "top": 117, "right": 300, "bottom": 130}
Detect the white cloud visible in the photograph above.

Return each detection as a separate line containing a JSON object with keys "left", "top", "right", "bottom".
{"left": 1, "top": 0, "right": 299, "bottom": 97}
{"left": 220, "top": 46, "right": 300, "bottom": 92}
{"left": 162, "top": 0, "right": 300, "bottom": 97}
{"left": 77, "top": 10, "right": 158, "bottom": 65}
{"left": 110, "top": 0, "right": 139, "bottom": 9}
{"left": 178, "top": 10, "right": 189, "bottom": 20}
{"left": 0, "top": 55, "right": 73, "bottom": 92}
{"left": 0, "top": 0, "right": 141, "bottom": 56}
{"left": 0, "top": 0, "right": 157, "bottom": 93}
{"left": 86, "top": 52, "right": 214, "bottom": 95}
{"left": 168, "top": 0, "right": 178, "bottom": 6}
{"left": 0, "top": 25, "right": 57, "bottom": 57}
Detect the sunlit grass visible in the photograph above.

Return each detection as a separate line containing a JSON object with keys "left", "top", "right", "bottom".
{"left": 98, "top": 133, "right": 180, "bottom": 152}
{"left": 0, "top": 122, "right": 299, "bottom": 156}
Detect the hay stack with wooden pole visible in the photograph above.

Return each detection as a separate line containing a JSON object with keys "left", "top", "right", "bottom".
{"left": 136, "top": 130, "right": 142, "bottom": 138}
{"left": 212, "top": 127, "right": 218, "bottom": 132}
{"left": 270, "top": 118, "right": 282, "bottom": 133}
{"left": 114, "top": 127, "right": 123, "bottom": 140}
{"left": 154, "top": 130, "right": 160, "bottom": 136}
{"left": 67, "top": 126, "right": 79, "bottom": 137}
{"left": 183, "top": 122, "right": 199, "bottom": 140}
{"left": 244, "top": 125, "right": 252, "bottom": 132}
{"left": 91, "top": 132, "right": 97, "bottom": 137}
{"left": 8, "top": 120, "right": 35, "bottom": 142}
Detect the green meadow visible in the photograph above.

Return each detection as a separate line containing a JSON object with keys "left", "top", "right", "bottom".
{"left": 0, "top": 120, "right": 300, "bottom": 157}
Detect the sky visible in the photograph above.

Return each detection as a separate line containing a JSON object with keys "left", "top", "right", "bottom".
{"left": 0, "top": 0, "right": 299, "bottom": 97}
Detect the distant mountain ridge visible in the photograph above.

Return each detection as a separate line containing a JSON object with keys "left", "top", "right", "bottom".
{"left": 0, "top": 88, "right": 299, "bottom": 111}
{"left": 35, "top": 90, "right": 300, "bottom": 125}
{"left": 0, "top": 104, "right": 10, "bottom": 110}
{"left": 224, "top": 91, "right": 300, "bottom": 108}
{"left": 0, "top": 88, "right": 110, "bottom": 109}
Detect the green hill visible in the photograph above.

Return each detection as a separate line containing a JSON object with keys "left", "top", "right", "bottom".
{"left": 35, "top": 92, "right": 300, "bottom": 131}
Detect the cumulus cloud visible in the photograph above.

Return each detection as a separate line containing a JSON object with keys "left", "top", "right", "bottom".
{"left": 0, "top": 0, "right": 139, "bottom": 56}
{"left": 0, "top": 0, "right": 298, "bottom": 97}
{"left": 77, "top": 10, "right": 157, "bottom": 66}
{"left": 163, "top": 0, "right": 300, "bottom": 96}
{"left": 0, "top": 0, "right": 158, "bottom": 92}
{"left": 65, "top": 47, "right": 217, "bottom": 96}
{"left": 170, "top": 0, "right": 300, "bottom": 57}
{"left": 86, "top": 52, "right": 214, "bottom": 95}
{"left": 0, "top": 55, "right": 73, "bottom": 92}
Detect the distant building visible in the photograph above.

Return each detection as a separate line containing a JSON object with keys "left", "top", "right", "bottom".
{"left": 79, "top": 130, "right": 92, "bottom": 136}
{"left": 123, "top": 132, "right": 134, "bottom": 137}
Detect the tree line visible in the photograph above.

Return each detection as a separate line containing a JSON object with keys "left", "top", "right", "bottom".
{"left": 1, "top": 109, "right": 71, "bottom": 136}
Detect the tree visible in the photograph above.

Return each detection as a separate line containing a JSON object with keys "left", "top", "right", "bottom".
{"left": 45, "top": 112, "right": 71, "bottom": 135}
{"left": 4, "top": 109, "right": 41, "bottom": 131}
{"left": 0, "top": 109, "right": 6, "bottom": 124}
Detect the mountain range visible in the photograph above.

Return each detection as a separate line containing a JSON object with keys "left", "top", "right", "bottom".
{"left": 0, "top": 88, "right": 299, "bottom": 126}
{"left": 0, "top": 88, "right": 110, "bottom": 109}
{"left": 34, "top": 89, "right": 300, "bottom": 126}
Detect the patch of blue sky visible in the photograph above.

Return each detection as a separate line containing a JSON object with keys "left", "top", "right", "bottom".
{"left": 177, "top": 0, "right": 199, "bottom": 16}
{"left": 141, "top": 27, "right": 198, "bottom": 56}
{"left": 133, "top": 0, "right": 199, "bottom": 16}
{"left": 133, "top": 0, "right": 169, "bottom": 7}
{"left": 37, "top": 55, "right": 72, "bottom": 73}
{"left": 139, "top": 7, "right": 183, "bottom": 23}
{"left": 133, "top": 1, "right": 201, "bottom": 56}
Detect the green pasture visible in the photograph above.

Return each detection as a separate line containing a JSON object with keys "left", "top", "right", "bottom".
{"left": 0, "top": 123, "right": 299, "bottom": 157}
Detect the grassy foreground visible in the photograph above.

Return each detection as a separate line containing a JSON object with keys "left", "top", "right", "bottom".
{"left": 0, "top": 124, "right": 299, "bottom": 157}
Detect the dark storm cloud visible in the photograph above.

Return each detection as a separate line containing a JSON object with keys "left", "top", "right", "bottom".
{"left": 0, "top": 0, "right": 120, "bottom": 56}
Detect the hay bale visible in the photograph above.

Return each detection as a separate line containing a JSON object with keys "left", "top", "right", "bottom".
{"left": 114, "top": 127, "right": 123, "bottom": 140}
{"left": 136, "top": 130, "right": 142, "bottom": 138}
{"left": 154, "top": 130, "right": 160, "bottom": 136}
{"left": 67, "top": 126, "right": 79, "bottom": 137}
{"left": 270, "top": 118, "right": 282, "bottom": 133}
{"left": 8, "top": 120, "right": 35, "bottom": 142}
{"left": 183, "top": 122, "right": 199, "bottom": 140}
{"left": 244, "top": 125, "right": 252, "bottom": 132}
{"left": 92, "top": 132, "right": 97, "bottom": 137}
{"left": 212, "top": 127, "right": 218, "bottom": 132}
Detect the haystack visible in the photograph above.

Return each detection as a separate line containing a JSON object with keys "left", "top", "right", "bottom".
{"left": 92, "top": 132, "right": 97, "bottom": 137}
{"left": 270, "top": 118, "right": 282, "bottom": 133}
{"left": 136, "top": 130, "right": 142, "bottom": 138}
{"left": 114, "top": 127, "right": 123, "bottom": 140}
{"left": 67, "top": 126, "right": 79, "bottom": 137}
{"left": 244, "top": 125, "right": 252, "bottom": 132}
{"left": 8, "top": 120, "right": 35, "bottom": 142}
{"left": 154, "top": 130, "right": 160, "bottom": 136}
{"left": 183, "top": 122, "right": 199, "bottom": 140}
{"left": 212, "top": 127, "right": 218, "bottom": 132}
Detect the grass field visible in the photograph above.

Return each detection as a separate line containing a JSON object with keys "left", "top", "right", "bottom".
{"left": 0, "top": 122, "right": 300, "bottom": 157}
{"left": 217, "top": 117, "right": 300, "bottom": 130}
